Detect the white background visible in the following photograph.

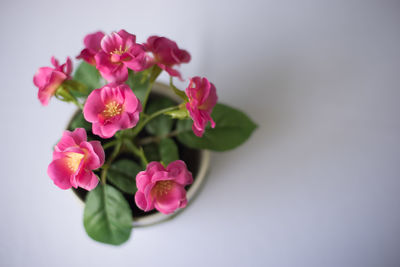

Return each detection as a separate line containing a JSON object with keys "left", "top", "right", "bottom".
{"left": 1, "top": 0, "right": 400, "bottom": 266}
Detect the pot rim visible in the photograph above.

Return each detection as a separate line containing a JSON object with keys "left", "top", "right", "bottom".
{"left": 68, "top": 82, "right": 211, "bottom": 227}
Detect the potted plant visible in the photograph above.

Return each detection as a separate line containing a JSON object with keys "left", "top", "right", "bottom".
{"left": 33, "top": 29, "right": 257, "bottom": 245}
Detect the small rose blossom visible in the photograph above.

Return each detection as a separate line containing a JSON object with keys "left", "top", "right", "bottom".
{"left": 83, "top": 83, "right": 142, "bottom": 138}
{"left": 135, "top": 161, "right": 193, "bottom": 214}
{"left": 144, "top": 36, "right": 191, "bottom": 79}
{"left": 33, "top": 57, "right": 72, "bottom": 106}
{"left": 185, "top": 77, "right": 218, "bottom": 137}
{"left": 77, "top": 31, "right": 105, "bottom": 65}
{"left": 95, "top": 30, "right": 146, "bottom": 83}
{"left": 47, "top": 128, "right": 105, "bottom": 190}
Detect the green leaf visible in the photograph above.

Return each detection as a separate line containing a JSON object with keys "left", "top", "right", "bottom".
{"left": 126, "top": 70, "right": 149, "bottom": 104}
{"left": 73, "top": 61, "right": 101, "bottom": 94}
{"left": 159, "top": 138, "right": 179, "bottom": 165}
{"left": 108, "top": 159, "right": 142, "bottom": 194}
{"left": 176, "top": 103, "right": 257, "bottom": 151}
{"left": 68, "top": 112, "right": 91, "bottom": 131}
{"left": 149, "top": 65, "right": 162, "bottom": 83}
{"left": 145, "top": 97, "right": 175, "bottom": 136}
{"left": 143, "top": 143, "right": 160, "bottom": 162}
{"left": 84, "top": 184, "right": 132, "bottom": 245}
{"left": 169, "top": 77, "right": 188, "bottom": 101}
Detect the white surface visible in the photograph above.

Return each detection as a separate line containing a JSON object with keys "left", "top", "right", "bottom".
{"left": 1, "top": 0, "right": 400, "bottom": 266}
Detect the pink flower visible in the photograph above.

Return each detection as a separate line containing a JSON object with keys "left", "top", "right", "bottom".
{"left": 145, "top": 36, "right": 191, "bottom": 79}
{"left": 83, "top": 83, "right": 142, "bottom": 138}
{"left": 135, "top": 161, "right": 193, "bottom": 214}
{"left": 77, "top": 31, "right": 105, "bottom": 65}
{"left": 47, "top": 128, "right": 105, "bottom": 190}
{"left": 94, "top": 30, "right": 146, "bottom": 83}
{"left": 185, "top": 77, "right": 218, "bottom": 137}
{"left": 33, "top": 57, "right": 72, "bottom": 106}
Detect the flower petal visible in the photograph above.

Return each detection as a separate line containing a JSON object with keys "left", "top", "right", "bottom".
{"left": 146, "top": 162, "right": 166, "bottom": 177}
{"left": 159, "top": 64, "right": 182, "bottom": 79}
{"left": 70, "top": 128, "right": 87, "bottom": 145}
{"left": 95, "top": 52, "right": 124, "bottom": 82}
{"left": 63, "top": 57, "right": 73, "bottom": 76}
{"left": 76, "top": 170, "right": 99, "bottom": 191}
{"left": 55, "top": 131, "right": 79, "bottom": 152}
{"left": 47, "top": 158, "right": 73, "bottom": 190}
{"left": 192, "top": 122, "right": 204, "bottom": 137}
{"left": 99, "top": 122, "right": 120, "bottom": 138}
{"left": 76, "top": 48, "right": 96, "bottom": 65}
{"left": 83, "top": 89, "right": 104, "bottom": 123}
{"left": 84, "top": 31, "right": 105, "bottom": 51}
{"left": 101, "top": 32, "right": 119, "bottom": 54}
{"left": 33, "top": 67, "right": 53, "bottom": 88}
{"left": 51, "top": 56, "right": 59, "bottom": 68}
{"left": 122, "top": 85, "right": 140, "bottom": 113}
{"left": 150, "top": 171, "right": 170, "bottom": 183}
{"left": 80, "top": 141, "right": 100, "bottom": 170}
{"left": 136, "top": 171, "right": 151, "bottom": 192}
{"left": 88, "top": 140, "right": 105, "bottom": 166}
{"left": 117, "top": 112, "right": 133, "bottom": 129}
{"left": 110, "top": 65, "right": 128, "bottom": 83}
{"left": 91, "top": 122, "right": 104, "bottom": 138}
{"left": 117, "top": 29, "right": 136, "bottom": 48}
{"left": 37, "top": 70, "right": 67, "bottom": 106}
{"left": 153, "top": 183, "right": 187, "bottom": 214}
{"left": 167, "top": 160, "right": 193, "bottom": 185}
{"left": 135, "top": 190, "right": 154, "bottom": 212}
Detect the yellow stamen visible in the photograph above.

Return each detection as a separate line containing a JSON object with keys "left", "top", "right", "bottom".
{"left": 111, "top": 45, "right": 129, "bottom": 55}
{"left": 153, "top": 181, "right": 173, "bottom": 196}
{"left": 102, "top": 101, "right": 123, "bottom": 119}
{"left": 67, "top": 152, "right": 84, "bottom": 172}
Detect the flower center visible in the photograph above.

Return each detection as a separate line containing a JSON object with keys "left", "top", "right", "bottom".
{"left": 153, "top": 180, "right": 173, "bottom": 196}
{"left": 102, "top": 101, "right": 123, "bottom": 119}
{"left": 112, "top": 45, "right": 129, "bottom": 55}
{"left": 66, "top": 152, "right": 84, "bottom": 172}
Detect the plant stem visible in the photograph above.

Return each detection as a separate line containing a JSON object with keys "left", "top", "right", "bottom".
{"left": 100, "top": 139, "right": 122, "bottom": 185}
{"left": 142, "top": 80, "right": 154, "bottom": 111}
{"left": 130, "top": 105, "right": 179, "bottom": 138}
{"left": 124, "top": 139, "right": 148, "bottom": 168}
{"left": 142, "top": 65, "right": 162, "bottom": 111}
{"left": 137, "top": 129, "right": 179, "bottom": 146}
{"left": 71, "top": 98, "right": 83, "bottom": 109}
{"left": 103, "top": 139, "right": 118, "bottom": 150}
